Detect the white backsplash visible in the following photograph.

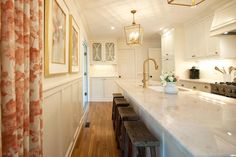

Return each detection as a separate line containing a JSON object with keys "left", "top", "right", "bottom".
{"left": 183, "top": 58, "right": 236, "bottom": 81}
{"left": 90, "top": 64, "right": 117, "bottom": 77}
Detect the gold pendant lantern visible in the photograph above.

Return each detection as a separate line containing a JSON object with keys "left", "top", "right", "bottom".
{"left": 167, "top": 0, "right": 205, "bottom": 7}
{"left": 124, "top": 10, "right": 143, "bottom": 45}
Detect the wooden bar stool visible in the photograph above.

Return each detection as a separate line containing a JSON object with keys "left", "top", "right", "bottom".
{"left": 113, "top": 98, "right": 129, "bottom": 130}
{"left": 116, "top": 107, "right": 139, "bottom": 150}
{"left": 112, "top": 93, "right": 124, "bottom": 121}
{"left": 124, "top": 121, "right": 160, "bottom": 157}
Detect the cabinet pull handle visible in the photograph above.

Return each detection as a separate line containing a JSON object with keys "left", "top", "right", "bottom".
{"left": 204, "top": 86, "right": 209, "bottom": 89}
{"left": 166, "top": 59, "right": 169, "bottom": 61}
{"left": 193, "top": 86, "right": 196, "bottom": 89}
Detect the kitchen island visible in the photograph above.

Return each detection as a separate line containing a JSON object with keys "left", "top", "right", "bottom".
{"left": 116, "top": 80, "right": 236, "bottom": 157}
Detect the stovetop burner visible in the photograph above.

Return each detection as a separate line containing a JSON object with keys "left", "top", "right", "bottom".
{"left": 211, "top": 82, "right": 236, "bottom": 98}
{"left": 218, "top": 82, "right": 236, "bottom": 86}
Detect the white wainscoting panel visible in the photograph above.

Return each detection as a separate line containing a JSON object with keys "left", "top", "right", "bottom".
{"left": 43, "top": 78, "right": 84, "bottom": 157}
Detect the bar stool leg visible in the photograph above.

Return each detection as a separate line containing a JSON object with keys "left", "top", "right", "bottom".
{"left": 132, "top": 144, "right": 138, "bottom": 157}
{"left": 150, "top": 147, "right": 156, "bottom": 157}
{"left": 138, "top": 147, "right": 146, "bottom": 157}
{"left": 124, "top": 132, "right": 129, "bottom": 157}
{"left": 115, "top": 115, "right": 121, "bottom": 148}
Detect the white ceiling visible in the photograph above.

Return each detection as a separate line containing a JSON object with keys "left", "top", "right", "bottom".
{"left": 77, "top": 0, "right": 224, "bottom": 41}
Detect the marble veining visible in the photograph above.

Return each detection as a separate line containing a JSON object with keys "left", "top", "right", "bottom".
{"left": 116, "top": 80, "right": 236, "bottom": 157}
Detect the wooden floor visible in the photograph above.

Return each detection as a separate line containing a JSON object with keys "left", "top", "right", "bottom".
{"left": 71, "top": 102, "right": 122, "bottom": 157}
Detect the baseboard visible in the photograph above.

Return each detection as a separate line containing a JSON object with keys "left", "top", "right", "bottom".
{"left": 89, "top": 98, "right": 112, "bottom": 102}
{"left": 65, "top": 109, "right": 87, "bottom": 157}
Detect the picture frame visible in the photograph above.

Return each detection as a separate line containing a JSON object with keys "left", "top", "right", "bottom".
{"left": 69, "top": 15, "right": 80, "bottom": 73}
{"left": 45, "top": 0, "right": 69, "bottom": 77}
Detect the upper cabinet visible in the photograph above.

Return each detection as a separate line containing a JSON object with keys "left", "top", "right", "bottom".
{"left": 161, "top": 29, "right": 174, "bottom": 58}
{"left": 184, "top": 16, "right": 220, "bottom": 59}
{"left": 91, "top": 41, "right": 116, "bottom": 64}
{"left": 161, "top": 29, "right": 175, "bottom": 73}
{"left": 92, "top": 43, "right": 102, "bottom": 62}
{"left": 205, "top": 16, "right": 220, "bottom": 57}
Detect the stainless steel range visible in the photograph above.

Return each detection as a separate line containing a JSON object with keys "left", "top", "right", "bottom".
{"left": 210, "top": 82, "right": 236, "bottom": 98}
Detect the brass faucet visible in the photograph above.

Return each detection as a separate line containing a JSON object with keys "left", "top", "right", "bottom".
{"left": 142, "top": 58, "right": 158, "bottom": 88}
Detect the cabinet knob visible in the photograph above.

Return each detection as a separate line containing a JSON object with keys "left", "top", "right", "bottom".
{"left": 204, "top": 86, "right": 209, "bottom": 89}
{"left": 192, "top": 55, "right": 196, "bottom": 58}
{"left": 166, "top": 54, "right": 168, "bottom": 56}
{"left": 215, "top": 52, "right": 218, "bottom": 55}
{"left": 119, "top": 75, "right": 121, "bottom": 78}
{"left": 181, "top": 84, "right": 184, "bottom": 87}
{"left": 166, "top": 59, "right": 169, "bottom": 61}
{"left": 193, "top": 86, "right": 196, "bottom": 89}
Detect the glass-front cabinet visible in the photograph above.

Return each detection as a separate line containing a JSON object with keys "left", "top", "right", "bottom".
{"left": 92, "top": 43, "right": 102, "bottom": 62}
{"left": 91, "top": 41, "right": 116, "bottom": 64}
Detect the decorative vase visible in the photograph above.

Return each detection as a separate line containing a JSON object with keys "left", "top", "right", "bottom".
{"left": 164, "top": 82, "right": 178, "bottom": 94}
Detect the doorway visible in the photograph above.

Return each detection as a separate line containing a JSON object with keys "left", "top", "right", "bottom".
{"left": 83, "top": 41, "right": 89, "bottom": 110}
{"left": 117, "top": 49, "right": 136, "bottom": 79}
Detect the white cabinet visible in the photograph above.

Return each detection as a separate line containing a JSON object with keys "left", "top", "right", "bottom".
{"left": 90, "top": 78, "right": 104, "bottom": 99}
{"left": 185, "top": 20, "right": 207, "bottom": 59}
{"left": 161, "top": 57, "right": 175, "bottom": 73}
{"left": 91, "top": 41, "right": 116, "bottom": 64}
{"left": 161, "top": 29, "right": 174, "bottom": 58}
{"left": 161, "top": 29, "right": 175, "bottom": 73}
{"left": 90, "top": 77, "right": 119, "bottom": 101}
{"left": 205, "top": 16, "right": 220, "bottom": 57}
{"left": 184, "top": 16, "right": 220, "bottom": 59}
{"left": 177, "top": 80, "right": 211, "bottom": 93}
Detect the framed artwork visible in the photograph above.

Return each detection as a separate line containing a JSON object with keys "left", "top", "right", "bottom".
{"left": 69, "top": 15, "right": 80, "bottom": 73}
{"left": 45, "top": 0, "right": 69, "bottom": 77}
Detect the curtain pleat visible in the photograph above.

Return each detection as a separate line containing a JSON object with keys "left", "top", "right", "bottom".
{"left": 0, "top": 0, "right": 43, "bottom": 156}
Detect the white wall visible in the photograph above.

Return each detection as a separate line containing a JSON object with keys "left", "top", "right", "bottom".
{"left": 43, "top": 0, "right": 90, "bottom": 157}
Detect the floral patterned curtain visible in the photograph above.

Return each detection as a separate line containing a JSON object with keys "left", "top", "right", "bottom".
{"left": 0, "top": 0, "right": 43, "bottom": 156}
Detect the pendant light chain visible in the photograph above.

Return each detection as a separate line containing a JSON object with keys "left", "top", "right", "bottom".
{"left": 131, "top": 10, "right": 136, "bottom": 25}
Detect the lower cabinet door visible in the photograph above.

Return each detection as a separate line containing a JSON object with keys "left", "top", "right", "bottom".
{"left": 90, "top": 78, "right": 104, "bottom": 99}
{"left": 104, "top": 79, "right": 118, "bottom": 99}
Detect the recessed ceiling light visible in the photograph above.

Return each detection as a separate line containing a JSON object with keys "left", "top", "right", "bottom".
{"left": 227, "top": 132, "right": 232, "bottom": 136}
{"left": 111, "top": 26, "right": 115, "bottom": 30}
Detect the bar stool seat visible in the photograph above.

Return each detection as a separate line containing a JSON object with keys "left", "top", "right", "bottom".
{"left": 112, "top": 93, "right": 123, "bottom": 97}
{"left": 118, "top": 107, "right": 139, "bottom": 121}
{"left": 124, "top": 121, "right": 160, "bottom": 157}
{"left": 113, "top": 98, "right": 129, "bottom": 130}
{"left": 117, "top": 107, "right": 139, "bottom": 150}
{"left": 112, "top": 93, "right": 124, "bottom": 120}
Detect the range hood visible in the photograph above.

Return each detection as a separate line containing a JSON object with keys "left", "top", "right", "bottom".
{"left": 210, "top": 1, "right": 236, "bottom": 36}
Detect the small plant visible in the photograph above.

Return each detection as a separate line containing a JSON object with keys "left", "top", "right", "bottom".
{"left": 160, "top": 71, "right": 178, "bottom": 84}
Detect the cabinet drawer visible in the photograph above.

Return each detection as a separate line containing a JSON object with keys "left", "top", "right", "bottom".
{"left": 178, "top": 80, "right": 211, "bottom": 93}
{"left": 199, "top": 83, "right": 211, "bottom": 93}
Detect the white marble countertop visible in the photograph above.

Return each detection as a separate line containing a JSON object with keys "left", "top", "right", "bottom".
{"left": 116, "top": 80, "right": 236, "bottom": 157}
